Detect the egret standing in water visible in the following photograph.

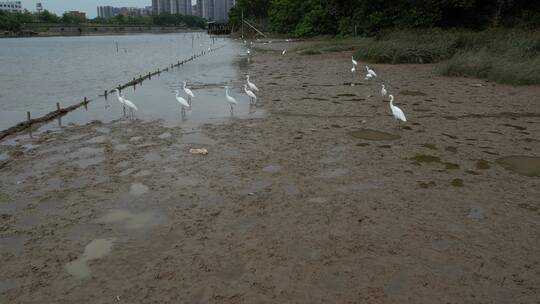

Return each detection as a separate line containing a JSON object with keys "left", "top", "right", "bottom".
{"left": 113, "top": 89, "right": 137, "bottom": 119}
{"left": 244, "top": 84, "right": 257, "bottom": 105}
{"left": 246, "top": 75, "right": 259, "bottom": 92}
{"left": 182, "top": 81, "right": 195, "bottom": 106}
{"left": 174, "top": 90, "right": 190, "bottom": 117}
{"left": 113, "top": 89, "right": 126, "bottom": 116}
{"left": 120, "top": 92, "right": 138, "bottom": 120}
{"left": 389, "top": 95, "right": 407, "bottom": 128}
{"left": 282, "top": 49, "right": 286, "bottom": 55}
{"left": 225, "top": 86, "right": 238, "bottom": 114}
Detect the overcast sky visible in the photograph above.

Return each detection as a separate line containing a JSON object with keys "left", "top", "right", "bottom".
{"left": 22, "top": 1, "right": 196, "bottom": 18}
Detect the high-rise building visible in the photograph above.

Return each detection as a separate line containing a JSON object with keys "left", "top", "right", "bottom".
{"left": 97, "top": 6, "right": 115, "bottom": 19}
{"left": 197, "top": 0, "right": 235, "bottom": 21}
{"left": 152, "top": 0, "right": 193, "bottom": 15}
{"left": 0, "top": 1, "right": 22, "bottom": 13}
{"left": 98, "top": 6, "right": 151, "bottom": 19}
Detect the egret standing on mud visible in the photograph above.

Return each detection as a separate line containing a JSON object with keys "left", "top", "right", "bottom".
{"left": 366, "top": 65, "right": 377, "bottom": 77}
{"left": 351, "top": 65, "right": 356, "bottom": 86}
{"left": 352, "top": 56, "right": 358, "bottom": 67}
{"left": 174, "top": 90, "right": 190, "bottom": 117}
{"left": 389, "top": 95, "right": 407, "bottom": 128}
{"left": 244, "top": 84, "right": 257, "bottom": 105}
{"left": 225, "top": 86, "right": 238, "bottom": 114}
{"left": 381, "top": 84, "right": 387, "bottom": 99}
{"left": 183, "top": 81, "right": 195, "bottom": 106}
{"left": 246, "top": 75, "right": 259, "bottom": 92}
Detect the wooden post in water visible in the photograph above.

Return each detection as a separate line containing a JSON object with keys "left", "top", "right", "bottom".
{"left": 27, "top": 112, "right": 31, "bottom": 121}
{"left": 104, "top": 90, "right": 108, "bottom": 99}
{"left": 56, "top": 102, "right": 60, "bottom": 111}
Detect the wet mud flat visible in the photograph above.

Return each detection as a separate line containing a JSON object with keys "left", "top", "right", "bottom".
{"left": 1, "top": 41, "right": 540, "bottom": 303}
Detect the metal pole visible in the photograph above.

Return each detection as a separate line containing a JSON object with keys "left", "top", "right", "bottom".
{"left": 241, "top": 9, "right": 244, "bottom": 39}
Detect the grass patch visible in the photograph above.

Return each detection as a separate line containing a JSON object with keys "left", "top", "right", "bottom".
{"left": 352, "top": 29, "right": 540, "bottom": 85}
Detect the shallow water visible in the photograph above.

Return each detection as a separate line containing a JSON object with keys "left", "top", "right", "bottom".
{"left": 496, "top": 156, "right": 540, "bottom": 177}
{"left": 0, "top": 33, "right": 264, "bottom": 132}
{"left": 96, "top": 210, "right": 159, "bottom": 229}
{"left": 65, "top": 238, "right": 113, "bottom": 279}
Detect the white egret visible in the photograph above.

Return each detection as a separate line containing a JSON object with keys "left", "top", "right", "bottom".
{"left": 174, "top": 90, "right": 190, "bottom": 116}
{"left": 183, "top": 81, "right": 195, "bottom": 106}
{"left": 246, "top": 75, "right": 259, "bottom": 92}
{"left": 389, "top": 95, "right": 407, "bottom": 128}
{"left": 366, "top": 65, "right": 377, "bottom": 77}
{"left": 120, "top": 93, "right": 138, "bottom": 119}
{"left": 364, "top": 73, "right": 373, "bottom": 81}
{"left": 282, "top": 49, "right": 286, "bottom": 55}
{"left": 244, "top": 84, "right": 257, "bottom": 105}
{"left": 351, "top": 65, "right": 356, "bottom": 86}
{"left": 225, "top": 86, "right": 238, "bottom": 114}
{"left": 113, "top": 89, "right": 126, "bottom": 115}
{"left": 381, "top": 84, "right": 387, "bottom": 98}
{"left": 352, "top": 56, "right": 358, "bottom": 66}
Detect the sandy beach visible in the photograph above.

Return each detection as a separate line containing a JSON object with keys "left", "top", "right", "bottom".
{"left": 1, "top": 40, "right": 539, "bottom": 303}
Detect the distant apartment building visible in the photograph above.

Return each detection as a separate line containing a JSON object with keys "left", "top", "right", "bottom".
{"left": 68, "top": 11, "right": 86, "bottom": 19}
{"left": 0, "top": 1, "right": 22, "bottom": 13}
{"left": 97, "top": 6, "right": 151, "bottom": 19}
{"left": 97, "top": 6, "right": 116, "bottom": 19}
{"left": 197, "top": 0, "right": 235, "bottom": 21}
{"left": 152, "top": 0, "right": 192, "bottom": 15}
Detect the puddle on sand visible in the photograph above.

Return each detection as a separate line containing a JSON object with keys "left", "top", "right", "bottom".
{"left": 451, "top": 179, "right": 464, "bottom": 187}
{"left": 318, "top": 169, "right": 349, "bottom": 179}
{"left": 130, "top": 183, "right": 149, "bottom": 196}
{"left": 307, "top": 197, "right": 327, "bottom": 204}
{"left": 0, "top": 279, "right": 17, "bottom": 294}
{"left": 65, "top": 238, "right": 113, "bottom": 279}
{"left": 496, "top": 156, "right": 540, "bottom": 177}
{"left": 348, "top": 129, "right": 400, "bottom": 141}
{"left": 411, "top": 155, "right": 441, "bottom": 164}
{"left": 476, "top": 159, "right": 491, "bottom": 170}
{"left": 74, "top": 157, "right": 106, "bottom": 169}
{"left": 262, "top": 164, "right": 282, "bottom": 173}
{"left": 419, "top": 181, "right": 436, "bottom": 189}
{"left": 96, "top": 210, "right": 159, "bottom": 229}
{"left": 175, "top": 176, "right": 205, "bottom": 187}
{"left": 0, "top": 235, "right": 28, "bottom": 254}
{"left": 422, "top": 144, "right": 438, "bottom": 150}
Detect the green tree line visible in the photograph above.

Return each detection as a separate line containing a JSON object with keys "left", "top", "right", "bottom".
{"left": 229, "top": 0, "right": 540, "bottom": 37}
{"left": 1, "top": 10, "right": 206, "bottom": 32}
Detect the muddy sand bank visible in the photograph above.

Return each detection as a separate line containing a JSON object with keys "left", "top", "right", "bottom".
{"left": 1, "top": 41, "right": 540, "bottom": 303}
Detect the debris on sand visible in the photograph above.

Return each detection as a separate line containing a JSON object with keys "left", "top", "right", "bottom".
{"left": 189, "top": 148, "right": 208, "bottom": 155}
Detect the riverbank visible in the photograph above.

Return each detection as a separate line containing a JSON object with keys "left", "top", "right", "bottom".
{"left": 2, "top": 24, "right": 204, "bottom": 38}
{"left": 1, "top": 40, "right": 539, "bottom": 303}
